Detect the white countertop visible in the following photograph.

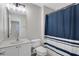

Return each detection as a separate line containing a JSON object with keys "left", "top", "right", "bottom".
{"left": 0, "top": 39, "right": 31, "bottom": 49}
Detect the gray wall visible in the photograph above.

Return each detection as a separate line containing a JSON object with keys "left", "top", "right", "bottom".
{"left": 0, "top": 5, "right": 4, "bottom": 42}
{"left": 0, "top": 4, "right": 9, "bottom": 42}
{"left": 25, "top": 3, "right": 42, "bottom": 40}
{"left": 44, "top": 6, "right": 54, "bottom": 15}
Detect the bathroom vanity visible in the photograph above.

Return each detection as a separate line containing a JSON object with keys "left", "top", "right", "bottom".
{"left": 0, "top": 39, "right": 31, "bottom": 56}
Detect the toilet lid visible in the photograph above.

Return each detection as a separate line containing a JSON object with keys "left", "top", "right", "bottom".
{"left": 35, "top": 46, "right": 47, "bottom": 53}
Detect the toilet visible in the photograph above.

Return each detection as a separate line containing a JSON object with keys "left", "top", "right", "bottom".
{"left": 31, "top": 39, "right": 47, "bottom": 56}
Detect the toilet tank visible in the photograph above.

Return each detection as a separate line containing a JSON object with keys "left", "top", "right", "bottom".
{"left": 31, "top": 39, "right": 41, "bottom": 48}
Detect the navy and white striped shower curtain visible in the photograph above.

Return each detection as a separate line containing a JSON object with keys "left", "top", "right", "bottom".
{"left": 45, "top": 4, "right": 79, "bottom": 56}
{"left": 45, "top": 4, "right": 79, "bottom": 40}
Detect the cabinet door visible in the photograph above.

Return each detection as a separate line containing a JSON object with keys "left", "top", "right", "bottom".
{"left": 0, "top": 5, "right": 4, "bottom": 42}
{"left": 4, "top": 46, "right": 19, "bottom": 56}
{"left": 19, "top": 44, "right": 31, "bottom": 56}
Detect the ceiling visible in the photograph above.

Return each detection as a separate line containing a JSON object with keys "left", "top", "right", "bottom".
{"left": 34, "top": 3, "right": 72, "bottom": 10}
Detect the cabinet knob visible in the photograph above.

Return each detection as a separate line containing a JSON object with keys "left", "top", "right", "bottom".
{"left": 16, "top": 46, "right": 21, "bottom": 48}
{"left": 16, "top": 46, "right": 18, "bottom": 48}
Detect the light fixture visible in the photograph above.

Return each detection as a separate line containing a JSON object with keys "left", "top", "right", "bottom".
{"left": 6, "top": 3, "right": 26, "bottom": 14}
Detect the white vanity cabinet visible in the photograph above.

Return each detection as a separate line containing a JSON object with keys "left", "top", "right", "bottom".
{"left": 19, "top": 43, "right": 31, "bottom": 56}
{"left": 0, "top": 43, "right": 31, "bottom": 56}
